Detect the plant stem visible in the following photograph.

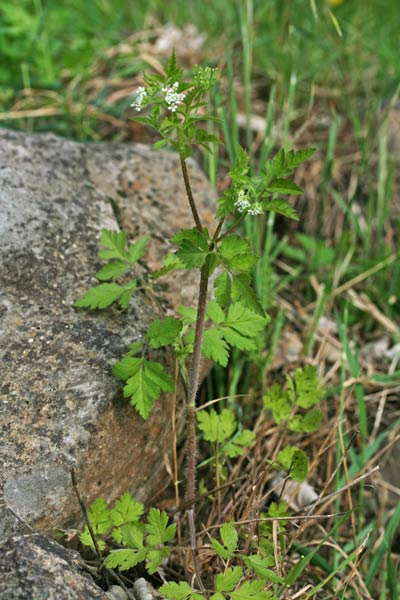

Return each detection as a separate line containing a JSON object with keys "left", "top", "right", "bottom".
{"left": 180, "top": 154, "right": 203, "bottom": 232}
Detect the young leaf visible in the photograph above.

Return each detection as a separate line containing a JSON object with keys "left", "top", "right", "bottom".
{"left": 151, "top": 252, "right": 184, "bottom": 279}
{"left": 274, "top": 446, "right": 308, "bottom": 482}
{"left": 79, "top": 497, "right": 112, "bottom": 550}
{"left": 147, "top": 316, "right": 183, "bottom": 348}
{"left": 263, "top": 384, "right": 292, "bottom": 424}
{"left": 172, "top": 227, "right": 211, "bottom": 268}
{"left": 197, "top": 408, "right": 237, "bottom": 443}
{"left": 212, "top": 521, "right": 238, "bottom": 560}
{"left": 104, "top": 547, "right": 146, "bottom": 571}
{"left": 223, "top": 429, "right": 255, "bottom": 458}
{"left": 230, "top": 579, "right": 274, "bottom": 599}
{"left": 215, "top": 566, "right": 243, "bottom": 592}
{"left": 110, "top": 492, "right": 144, "bottom": 526}
{"left": 289, "top": 365, "right": 324, "bottom": 408}
{"left": 74, "top": 281, "right": 136, "bottom": 310}
{"left": 288, "top": 409, "right": 323, "bottom": 433}
{"left": 145, "top": 507, "right": 176, "bottom": 546}
{"left": 244, "top": 555, "right": 284, "bottom": 583}
{"left": 159, "top": 581, "right": 205, "bottom": 600}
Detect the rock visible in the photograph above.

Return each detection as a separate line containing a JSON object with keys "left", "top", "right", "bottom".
{"left": 0, "top": 532, "right": 108, "bottom": 599}
{"left": 0, "top": 129, "right": 215, "bottom": 539}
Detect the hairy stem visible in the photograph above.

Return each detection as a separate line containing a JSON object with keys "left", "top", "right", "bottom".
{"left": 180, "top": 154, "right": 203, "bottom": 232}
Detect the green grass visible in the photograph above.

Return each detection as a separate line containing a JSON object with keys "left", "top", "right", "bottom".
{"left": 2, "top": 1, "right": 400, "bottom": 596}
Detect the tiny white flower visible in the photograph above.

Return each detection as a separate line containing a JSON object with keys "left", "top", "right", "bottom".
{"left": 162, "top": 81, "right": 186, "bottom": 112}
{"left": 248, "top": 202, "right": 263, "bottom": 216}
{"left": 234, "top": 189, "right": 251, "bottom": 213}
{"left": 130, "top": 86, "right": 147, "bottom": 111}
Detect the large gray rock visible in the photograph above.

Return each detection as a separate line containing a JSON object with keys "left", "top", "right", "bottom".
{"left": 0, "top": 129, "right": 215, "bottom": 539}
{"left": 0, "top": 533, "right": 108, "bottom": 599}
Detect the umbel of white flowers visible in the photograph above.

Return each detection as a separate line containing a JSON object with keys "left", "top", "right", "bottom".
{"left": 234, "top": 189, "right": 263, "bottom": 216}
{"left": 130, "top": 81, "right": 186, "bottom": 113}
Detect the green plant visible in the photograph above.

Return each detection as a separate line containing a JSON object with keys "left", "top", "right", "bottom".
{"left": 75, "top": 52, "right": 315, "bottom": 594}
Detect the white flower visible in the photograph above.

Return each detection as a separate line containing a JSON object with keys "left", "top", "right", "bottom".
{"left": 161, "top": 81, "right": 186, "bottom": 112}
{"left": 130, "top": 86, "right": 147, "bottom": 111}
{"left": 234, "top": 190, "right": 263, "bottom": 216}
{"left": 234, "top": 189, "right": 251, "bottom": 213}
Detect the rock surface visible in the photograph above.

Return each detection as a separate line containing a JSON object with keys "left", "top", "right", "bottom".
{"left": 0, "top": 129, "right": 215, "bottom": 539}
{"left": 0, "top": 533, "right": 108, "bottom": 599}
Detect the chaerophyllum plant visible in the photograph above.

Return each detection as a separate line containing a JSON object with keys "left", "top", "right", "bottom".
{"left": 74, "top": 51, "right": 315, "bottom": 592}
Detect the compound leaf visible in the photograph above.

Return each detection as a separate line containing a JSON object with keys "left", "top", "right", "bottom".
{"left": 172, "top": 227, "right": 211, "bottom": 268}
{"left": 216, "top": 566, "right": 243, "bottom": 592}
{"left": 160, "top": 581, "right": 205, "bottom": 600}
{"left": 121, "top": 359, "right": 174, "bottom": 419}
{"left": 104, "top": 548, "right": 146, "bottom": 571}
{"left": 197, "top": 408, "right": 236, "bottom": 443}
{"left": 147, "top": 317, "right": 183, "bottom": 348}
{"left": 96, "top": 260, "right": 131, "bottom": 281}
{"left": 110, "top": 492, "right": 144, "bottom": 526}
{"left": 74, "top": 281, "right": 136, "bottom": 310}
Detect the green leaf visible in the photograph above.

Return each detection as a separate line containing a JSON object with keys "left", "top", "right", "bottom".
{"left": 288, "top": 409, "right": 323, "bottom": 433}
{"left": 216, "top": 566, "right": 243, "bottom": 592}
{"left": 206, "top": 300, "right": 225, "bottom": 325}
{"left": 145, "top": 508, "right": 176, "bottom": 546}
{"left": 222, "top": 303, "right": 267, "bottom": 350}
{"left": 112, "top": 356, "right": 142, "bottom": 381}
{"left": 104, "top": 548, "right": 146, "bottom": 571}
{"left": 98, "top": 229, "right": 128, "bottom": 260}
{"left": 267, "top": 178, "right": 303, "bottom": 195}
{"left": 244, "top": 555, "right": 284, "bottom": 583}
{"left": 151, "top": 252, "right": 184, "bottom": 279}
{"left": 197, "top": 408, "right": 236, "bottom": 443}
{"left": 202, "top": 328, "right": 229, "bottom": 367}
{"left": 220, "top": 235, "right": 252, "bottom": 261}
{"left": 264, "top": 198, "right": 298, "bottom": 220}
{"left": 214, "top": 271, "right": 231, "bottom": 307}
{"left": 263, "top": 384, "right": 292, "bottom": 424}
{"left": 79, "top": 497, "right": 112, "bottom": 550}
{"left": 121, "top": 359, "right": 174, "bottom": 419}
{"left": 146, "top": 547, "right": 170, "bottom": 574}
{"left": 230, "top": 579, "right": 273, "bottom": 599}
{"left": 223, "top": 429, "right": 255, "bottom": 458}
{"left": 159, "top": 581, "right": 205, "bottom": 600}
{"left": 117, "top": 522, "right": 145, "bottom": 548}
{"left": 96, "top": 260, "right": 131, "bottom": 281}
{"left": 177, "top": 305, "right": 197, "bottom": 323}
{"left": 231, "top": 273, "right": 266, "bottom": 316}
{"left": 79, "top": 527, "right": 106, "bottom": 551}
{"left": 290, "top": 365, "right": 324, "bottom": 408}
{"left": 74, "top": 281, "right": 136, "bottom": 309}
{"left": 172, "top": 227, "right": 211, "bottom": 268}
{"left": 127, "top": 236, "right": 150, "bottom": 264}
{"left": 275, "top": 446, "right": 308, "bottom": 482}
{"left": 110, "top": 492, "right": 144, "bottom": 526}
{"left": 286, "top": 148, "right": 316, "bottom": 168}
{"left": 147, "top": 317, "right": 183, "bottom": 348}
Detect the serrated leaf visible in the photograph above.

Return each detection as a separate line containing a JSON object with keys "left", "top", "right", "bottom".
{"left": 151, "top": 252, "right": 184, "bottom": 279}
{"left": 231, "top": 274, "right": 265, "bottom": 316}
{"left": 230, "top": 579, "right": 272, "bottom": 600}
{"left": 110, "top": 492, "right": 144, "bottom": 526}
{"left": 146, "top": 508, "right": 176, "bottom": 546}
{"left": 79, "top": 527, "right": 106, "bottom": 551}
{"left": 159, "top": 581, "right": 205, "bottom": 600}
{"left": 220, "top": 235, "right": 252, "bottom": 261}
{"left": 214, "top": 271, "right": 231, "bottom": 307}
{"left": 118, "top": 522, "right": 145, "bottom": 548}
{"left": 291, "top": 365, "right": 324, "bottom": 408}
{"left": 211, "top": 538, "right": 234, "bottom": 560}
{"left": 96, "top": 260, "right": 131, "bottom": 281}
{"left": 104, "top": 548, "right": 146, "bottom": 571}
{"left": 263, "top": 384, "right": 292, "bottom": 424}
{"left": 86, "top": 498, "right": 112, "bottom": 534}
{"left": 147, "top": 317, "right": 183, "bottom": 348}
{"left": 197, "top": 408, "right": 236, "bottom": 443}
{"left": 202, "top": 328, "right": 229, "bottom": 367}
{"left": 220, "top": 522, "right": 238, "bottom": 553}
{"left": 112, "top": 356, "right": 142, "bottom": 381}
{"left": 275, "top": 446, "right": 308, "bottom": 482}
{"left": 177, "top": 304, "right": 197, "bottom": 323}
{"left": 207, "top": 300, "right": 225, "bottom": 325}
{"left": 122, "top": 359, "right": 174, "bottom": 419}
{"left": 74, "top": 281, "right": 136, "bottom": 310}
{"left": 288, "top": 409, "right": 323, "bottom": 433}
{"left": 264, "top": 198, "right": 298, "bottom": 220}
{"left": 127, "top": 236, "right": 149, "bottom": 264}
{"left": 216, "top": 566, "right": 243, "bottom": 592}
{"left": 224, "top": 302, "right": 267, "bottom": 342}
{"left": 223, "top": 429, "right": 255, "bottom": 458}
{"left": 268, "top": 178, "right": 303, "bottom": 195}
{"left": 244, "top": 555, "right": 284, "bottom": 583}
{"left": 172, "top": 227, "right": 211, "bottom": 268}
{"left": 146, "top": 547, "right": 170, "bottom": 574}
{"left": 98, "top": 229, "right": 128, "bottom": 260}
{"left": 286, "top": 148, "right": 316, "bottom": 168}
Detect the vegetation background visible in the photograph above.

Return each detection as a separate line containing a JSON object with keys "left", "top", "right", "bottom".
{"left": 1, "top": 0, "right": 399, "bottom": 597}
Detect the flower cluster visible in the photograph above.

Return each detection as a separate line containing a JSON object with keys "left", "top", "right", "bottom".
{"left": 130, "top": 86, "right": 147, "bottom": 112}
{"left": 161, "top": 82, "right": 186, "bottom": 112}
{"left": 234, "top": 189, "right": 263, "bottom": 216}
